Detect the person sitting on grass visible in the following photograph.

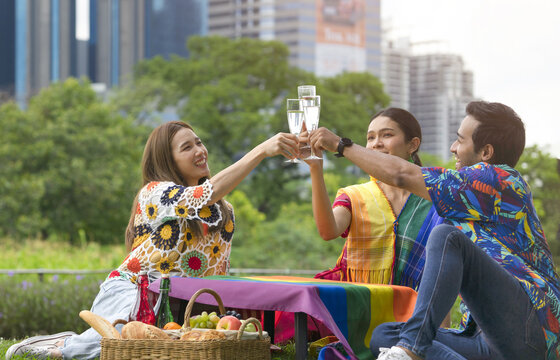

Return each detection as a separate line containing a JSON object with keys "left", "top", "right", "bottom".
{"left": 6, "top": 121, "right": 299, "bottom": 360}
{"left": 306, "top": 101, "right": 560, "bottom": 359}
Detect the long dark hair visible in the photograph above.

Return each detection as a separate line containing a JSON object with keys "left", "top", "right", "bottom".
{"left": 125, "top": 121, "right": 232, "bottom": 252}
{"left": 371, "top": 108, "right": 423, "bottom": 166}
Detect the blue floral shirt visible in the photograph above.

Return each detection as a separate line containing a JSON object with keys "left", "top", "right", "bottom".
{"left": 422, "top": 163, "right": 560, "bottom": 358}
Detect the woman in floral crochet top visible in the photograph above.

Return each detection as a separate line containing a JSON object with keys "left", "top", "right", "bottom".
{"left": 6, "top": 121, "right": 299, "bottom": 360}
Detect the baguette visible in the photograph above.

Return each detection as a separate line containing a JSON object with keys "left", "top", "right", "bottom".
{"left": 79, "top": 310, "right": 121, "bottom": 339}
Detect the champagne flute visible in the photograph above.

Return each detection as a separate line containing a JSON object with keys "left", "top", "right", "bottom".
{"left": 286, "top": 99, "right": 305, "bottom": 163}
{"left": 298, "top": 85, "right": 316, "bottom": 153}
{"left": 297, "top": 85, "right": 316, "bottom": 99}
{"left": 302, "top": 95, "right": 321, "bottom": 160}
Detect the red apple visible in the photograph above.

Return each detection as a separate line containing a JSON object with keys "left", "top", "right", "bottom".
{"left": 216, "top": 315, "right": 242, "bottom": 330}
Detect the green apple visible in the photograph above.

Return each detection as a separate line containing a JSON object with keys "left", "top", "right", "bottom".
{"left": 244, "top": 322, "right": 257, "bottom": 332}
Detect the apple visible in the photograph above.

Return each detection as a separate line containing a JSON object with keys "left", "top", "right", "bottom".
{"left": 216, "top": 315, "right": 242, "bottom": 331}
{"left": 243, "top": 322, "right": 257, "bottom": 332}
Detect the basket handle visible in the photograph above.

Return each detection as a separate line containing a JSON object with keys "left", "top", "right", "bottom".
{"left": 182, "top": 288, "right": 226, "bottom": 330}
{"left": 237, "top": 317, "right": 264, "bottom": 340}
{"left": 111, "top": 319, "right": 128, "bottom": 327}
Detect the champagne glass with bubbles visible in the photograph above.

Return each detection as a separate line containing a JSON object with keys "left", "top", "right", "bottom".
{"left": 302, "top": 95, "right": 321, "bottom": 160}
{"left": 286, "top": 99, "right": 305, "bottom": 163}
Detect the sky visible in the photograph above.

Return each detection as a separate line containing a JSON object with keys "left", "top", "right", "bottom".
{"left": 381, "top": 0, "right": 560, "bottom": 155}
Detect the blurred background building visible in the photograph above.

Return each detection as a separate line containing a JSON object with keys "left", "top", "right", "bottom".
{"left": 207, "top": 0, "right": 381, "bottom": 77}
{"left": 381, "top": 38, "right": 475, "bottom": 160}
{"left": 0, "top": 0, "right": 78, "bottom": 105}
{"left": 0, "top": 0, "right": 478, "bottom": 159}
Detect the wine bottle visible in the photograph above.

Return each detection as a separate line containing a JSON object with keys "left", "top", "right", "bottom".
{"left": 155, "top": 274, "right": 174, "bottom": 328}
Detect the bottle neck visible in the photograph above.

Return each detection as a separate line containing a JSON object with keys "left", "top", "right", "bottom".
{"left": 159, "top": 276, "right": 170, "bottom": 293}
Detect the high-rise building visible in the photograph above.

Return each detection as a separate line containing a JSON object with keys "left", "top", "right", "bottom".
{"left": 144, "top": 0, "right": 207, "bottom": 59}
{"left": 0, "top": 0, "right": 78, "bottom": 105}
{"left": 88, "top": 0, "right": 208, "bottom": 86}
{"left": 409, "top": 54, "right": 474, "bottom": 160}
{"left": 208, "top": 0, "right": 381, "bottom": 77}
{"left": 380, "top": 38, "right": 410, "bottom": 109}
{"left": 88, "top": 0, "right": 145, "bottom": 87}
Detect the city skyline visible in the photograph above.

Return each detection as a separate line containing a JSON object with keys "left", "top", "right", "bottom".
{"left": 16, "top": 0, "right": 560, "bottom": 154}
{"left": 382, "top": 0, "right": 560, "bottom": 153}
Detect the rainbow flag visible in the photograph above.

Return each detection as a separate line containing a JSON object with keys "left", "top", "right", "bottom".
{"left": 156, "top": 275, "right": 417, "bottom": 360}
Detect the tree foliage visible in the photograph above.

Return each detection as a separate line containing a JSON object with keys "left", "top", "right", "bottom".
{"left": 114, "top": 36, "right": 390, "bottom": 216}
{"left": 518, "top": 145, "right": 560, "bottom": 254}
{"left": 3, "top": 35, "right": 558, "bottom": 269}
{"left": 0, "top": 78, "right": 149, "bottom": 244}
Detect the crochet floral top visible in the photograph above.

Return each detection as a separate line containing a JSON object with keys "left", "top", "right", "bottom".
{"left": 110, "top": 180, "right": 235, "bottom": 284}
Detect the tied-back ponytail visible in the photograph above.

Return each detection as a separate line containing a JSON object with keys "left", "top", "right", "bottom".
{"left": 411, "top": 152, "right": 422, "bottom": 166}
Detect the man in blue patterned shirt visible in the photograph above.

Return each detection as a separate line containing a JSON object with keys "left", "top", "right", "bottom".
{"left": 307, "top": 101, "right": 560, "bottom": 359}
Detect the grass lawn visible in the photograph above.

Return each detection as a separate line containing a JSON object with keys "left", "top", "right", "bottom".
{"left": 0, "top": 338, "right": 308, "bottom": 360}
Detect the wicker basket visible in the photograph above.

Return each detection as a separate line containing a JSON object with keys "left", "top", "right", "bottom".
{"left": 99, "top": 288, "right": 271, "bottom": 360}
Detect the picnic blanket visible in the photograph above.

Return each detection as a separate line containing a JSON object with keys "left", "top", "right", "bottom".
{"left": 150, "top": 275, "right": 417, "bottom": 360}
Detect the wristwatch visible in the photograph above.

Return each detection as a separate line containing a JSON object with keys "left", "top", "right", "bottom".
{"left": 335, "top": 137, "right": 353, "bottom": 158}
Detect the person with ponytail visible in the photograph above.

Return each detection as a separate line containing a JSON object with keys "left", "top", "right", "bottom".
{"left": 307, "top": 108, "right": 442, "bottom": 288}
{"left": 6, "top": 121, "right": 299, "bottom": 360}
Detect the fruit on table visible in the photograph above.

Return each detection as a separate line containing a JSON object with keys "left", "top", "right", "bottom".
{"left": 163, "top": 321, "right": 181, "bottom": 330}
{"left": 189, "top": 311, "right": 221, "bottom": 329}
{"left": 218, "top": 310, "right": 242, "bottom": 320}
{"left": 216, "top": 315, "right": 242, "bottom": 330}
{"left": 243, "top": 322, "right": 257, "bottom": 332}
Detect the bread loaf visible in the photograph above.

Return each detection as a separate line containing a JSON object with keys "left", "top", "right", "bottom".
{"left": 200, "top": 330, "right": 226, "bottom": 340}
{"left": 180, "top": 330, "right": 203, "bottom": 341}
{"left": 121, "top": 321, "right": 148, "bottom": 339}
{"left": 144, "top": 324, "right": 171, "bottom": 339}
{"left": 79, "top": 310, "right": 121, "bottom": 339}
{"left": 180, "top": 330, "right": 226, "bottom": 341}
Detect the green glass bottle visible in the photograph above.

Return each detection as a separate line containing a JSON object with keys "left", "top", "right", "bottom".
{"left": 155, "top": 274, "right": 174, "bottom": 328}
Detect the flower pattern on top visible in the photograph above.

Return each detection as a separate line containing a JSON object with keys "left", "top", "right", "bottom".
{"left": 220, "top": 219, "right": 235, "bottom": 243}
{"left": 126, "top": 257, "right": 141, "bottom": 273}
{"left": 183, "top": 181, "right": 213, "bottom": 210}
{"left": 161, "top": 185, "right": 185, "bottom": 206}
{"left": 175, "top": 205, "right": 189, "bottom": 218}
{"left": 155, "top": 256, "right": 174, "bottom": 274}
{"left": 205, "top": 239, "right": 225, "bottom": 260}
{"left": 181, "top": 225, "right": 198, "bottom": 247}
{"left": 152, "top": 220, "right": 180, "bottom": 250}
{"left": 132, "top": 224, "right": 152, "bottom": 250}
{"left": 116, "top": 181, "right": 234, "bottom": 283}
{"left": 198, "top": 205, "right": 222, "bottom": 227}
{"left": 181, "top": 251, "right": 208, "bottom": 277}
{"left": 146, "top": 204, "right": 158, "bottom": 220}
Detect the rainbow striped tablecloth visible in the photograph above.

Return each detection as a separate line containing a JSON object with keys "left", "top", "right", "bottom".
{"left": 150, "top": 275, "right": 417, "bottom": 360}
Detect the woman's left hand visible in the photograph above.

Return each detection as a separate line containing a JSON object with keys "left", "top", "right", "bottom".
{"left": 260, "top": 133, "right": 300, "bottom": 159}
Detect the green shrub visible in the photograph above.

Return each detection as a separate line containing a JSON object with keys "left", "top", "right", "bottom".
{"left": 0, "top": 276, "right": 104, "bottom": 339}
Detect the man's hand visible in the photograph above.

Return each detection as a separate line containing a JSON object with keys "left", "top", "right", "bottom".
{"left": 309, "top": 127, "right": 340, "bottom": 154}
